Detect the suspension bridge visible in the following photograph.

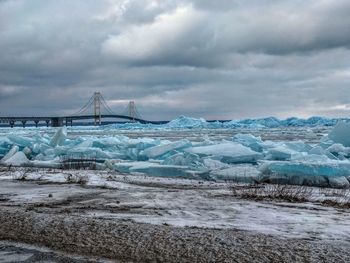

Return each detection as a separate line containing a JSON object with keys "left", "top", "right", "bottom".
{"left": 0, "top": 92, "right": 160, "bottom": 128}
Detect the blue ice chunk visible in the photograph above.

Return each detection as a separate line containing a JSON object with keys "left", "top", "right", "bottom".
{"left": 140, "top": 139, "right": 191, "bottom": 159}
{"left": 76, "top": 140, "right": 93, "bottom": 148}
{"left": 265, "top": 145, "right": 300, "bottom": 161}
{"left": 260, "top": 160, "right": 350, "bottom": 177}
{"left": 64, "top": 136, "right": 85, "bottom": 147}
{"left": 125, "top": 148, "right": 141, "bottom": 161}
{"left": 259, "top": 160, "right": 350, "bottom": 187}
{"left": 7, "top": 135, "right": 33, "bottom": 148}
{"left": 0, "top": 137, "right": 11, "bottom": 145}
{"left": 223, "top": 119, "right": 265, "bottom": 129}
{"left": 162, "top": 152, "right": 203, "bottom": 169}
{"left": 128, "top": 138, "right": 160, "bottom": 152}
{"left": 111, "top": 161, "right": 142, "bottom": 173}
{"left": 281, "top": 116, "right": 337, "bottom": 127}
{"left": 32, "top": 134, "right": 50, "bottom": 145}
{"left": 129, "top": 163, "right": 189, "bottom": 177}
{"left": 1, "top": 145, "right": 19, "bottom": 162}
{"left": 44, "top": 148, "right": 55, "bottom": 157}
{"left": 33, "top": 153, "right": 46, "bottom": 161}
{"left": 50, "top": 127, "right": 67, "bottom": 147}
{"left": 93, "top": 136, "right": 129, "bottom": 149}
{"left": 291, "top": 153, "right": 333, "bottom": 162}
{"left": 309, "top": 146, "right": 338, "bottom": 160}
{"left": 187, "top": 142, "right": 262, "bottom": 164}
{"left": 3, "top": 151, "right": 30, "bottom": 166}
{"left": 327, "top": 143, "right": 350, "bottom": 158}
{"left": 32, "top": 143, "right": 51, "bottom": 155}
{"left": 232, "top": 134, "right": 263, "bottom": 152}
{"left": 0, "top": 147, "right": 10, "bottom": 158}
{"left": 130, "top": 163, "right": 207, "bottom": 179}
{"left": 66, "top": 147, "right": 113, "bottom": 159}
{"left": 328, "top": 177, "right": 350, "bottom": 188}
{"left": 23, "top": 147, "right": 31, "bottom": 156}
{"left": 207, "top": 121, "right": 223, "bottom": 129}
{"left": 51, "top": 146, "right": 70, "bottom": 156}
{"left": 203, "top": 158, "right": 230, "bottom": 170}
{"left": 328, "top": 121, "right": 350, "bottom": 147}
{"left": 241, "top": 117, "right": 281, "bottom": 128}
{"left": 259, "top": 173, "right": 329, "bottom": 187}
{"left": 283, "top": 141, "right": 312, "bottom": 152}
{"left": 210, "top": 165, "right": 261, "bottom": 183}
{"left": 112, "top": 161, "right": 209, "bottom": 179}
{"left": 303, "top": 116, "right": 337, "bottom": 126}
{"left": 164, "top": 116, "right": 208, "bottom": 129}
{"left": 263, "top": 141, "right": 312, "bottom": 161}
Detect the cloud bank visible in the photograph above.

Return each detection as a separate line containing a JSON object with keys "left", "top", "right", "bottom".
{"left": 1, "top": 0, "right": 350, "bottom": 120}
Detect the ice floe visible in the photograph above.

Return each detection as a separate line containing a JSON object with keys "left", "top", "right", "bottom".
{"left": 3, "top": 151, "right": 30, "bottom": 166}
{"left": 186, "top": 142, "right": 262, "bottom": 164}
{"left": 328, "top": 121, "right": 350, "bottom": 147}
{"left": 164, "top": 116, "right": 208, "bottom": 129}
{"left": 140, "top": 139, "right": 191, "bottom": 159}
{"left": 1, "top": 118, "right": 350, "bottom": 188}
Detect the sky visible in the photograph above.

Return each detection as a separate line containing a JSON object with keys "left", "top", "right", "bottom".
{"left": 0, "top": 0, "right": 350, "bottom": 120}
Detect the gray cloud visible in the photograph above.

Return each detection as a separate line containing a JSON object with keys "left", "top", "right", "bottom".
{"left": 0, "top": 0, "right": 350, "bottom": 120}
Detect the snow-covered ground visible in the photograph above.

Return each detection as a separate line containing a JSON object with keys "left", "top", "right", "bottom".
{"left": 0, "top": 168, "right": 349, "bottom": 242}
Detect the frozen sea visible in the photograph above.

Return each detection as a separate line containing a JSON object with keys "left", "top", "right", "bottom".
{"left": 1, "top": 116, "right": 350, "bottom": 188}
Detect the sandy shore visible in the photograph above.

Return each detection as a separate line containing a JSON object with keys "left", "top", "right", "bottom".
{"left": 0, "top": 173, "right": 349, "bottom": 262}
{"left": 0, "top": 207, "right": 349, "bottom": 262}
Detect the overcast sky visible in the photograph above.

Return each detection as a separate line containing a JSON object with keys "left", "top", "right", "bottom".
{"left": 1, "top": 0, "right": 350, "bottom": 120}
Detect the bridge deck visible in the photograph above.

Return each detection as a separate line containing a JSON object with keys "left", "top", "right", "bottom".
{"left": 0, "top": 114, "right": 162, "bottom": 127}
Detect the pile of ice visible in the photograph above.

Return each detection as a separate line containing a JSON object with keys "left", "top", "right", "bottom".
{"left": 164, "top": 116, "right": 209, "bottom": 129}
{"left": 223, "top": 116, "right": 339, "bottom": 128}
{"left": 2, "top": 121, "right": 350, "bottom": 188}
{"left": 105, "top": 115, "right": 342, "bottom": 130}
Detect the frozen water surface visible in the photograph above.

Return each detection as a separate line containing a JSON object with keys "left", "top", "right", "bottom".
{"left": 1, "top": 117, "right": 350, "bottom": 187}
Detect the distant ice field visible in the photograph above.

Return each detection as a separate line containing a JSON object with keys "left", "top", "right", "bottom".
{"left": 0, "top": 125, "right": 330, "bottom": 143}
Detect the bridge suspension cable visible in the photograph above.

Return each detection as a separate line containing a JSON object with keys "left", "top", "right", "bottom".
{"left": 69, "top": 92, "right": 143, "bottom": 124}
{"left": 70, "top": 93, "right": 114, "bottom": 117}
{"left": 71, "top": 94, "right": 95, "bottom": 116}
{"left": 99, "top": 94, "right": 116, "bottom": 115}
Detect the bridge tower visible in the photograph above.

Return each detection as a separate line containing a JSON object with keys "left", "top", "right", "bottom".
{"left": 93, "top": 92, "right": 102, "bottom": 125}
{"left": 128, "top": 101, "right": 136, "bottom": 122}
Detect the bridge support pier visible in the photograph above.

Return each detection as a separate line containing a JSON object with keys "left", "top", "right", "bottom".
{"left": 34, "top": 120, "right": 39, "bottom": 128}
{"left": 93, "top": 92, "right": 102, "bottom": 126}
{"left": 21, "top": 120, "right": 26, "bottom": 128}
{"left": 46, "top": 120, "right": 50, "bottom": 127}
{"left": 65, "top": 119, "right": 73, "bottom": 127}
{"left": 51, "top": 117, "right": 63, "bottom": 127}
{"left": 10, "top": 121, "right": 15, "bottom": 128}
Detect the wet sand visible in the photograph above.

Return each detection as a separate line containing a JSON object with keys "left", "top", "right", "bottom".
{"left": 0, "top": 177, "right": 349, "bottom": 262}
